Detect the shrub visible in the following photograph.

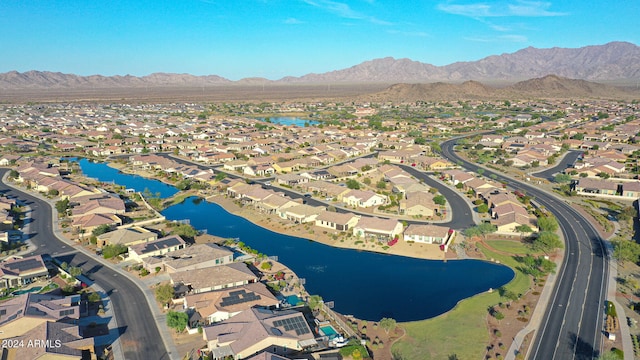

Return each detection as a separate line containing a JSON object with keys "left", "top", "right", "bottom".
{"left": 87, "top": 292, "right": 101, "bottom": 303}
{"left": 166, "top": 311, "right": 188, "bottom": 332}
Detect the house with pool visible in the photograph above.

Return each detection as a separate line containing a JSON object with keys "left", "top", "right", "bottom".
{"left": 203, "top": 307, "right": 318, "bottom": 359}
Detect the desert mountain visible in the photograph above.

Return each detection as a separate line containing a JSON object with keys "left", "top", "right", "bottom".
{"left": 0, "top": 42, "right": 638, "bottom": 90}
{"left": 363, "top": 75, "right": 637, "bottom": 102}
{"left": 0, "top": 70, "right": 230, "bottom": 89}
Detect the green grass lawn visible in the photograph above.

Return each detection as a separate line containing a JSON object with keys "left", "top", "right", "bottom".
{"left": 392, "top": 243, "right": 534, "bottom": 359}
{"left": 485, "top": 239, "right": 531, "bottom": 255}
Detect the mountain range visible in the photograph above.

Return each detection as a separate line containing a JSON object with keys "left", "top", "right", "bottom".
{"left": 360, "top": 75, "right": 637, "bottom": 102}
{"left": 1, "top": 42, "right": 639, "bottom": 90}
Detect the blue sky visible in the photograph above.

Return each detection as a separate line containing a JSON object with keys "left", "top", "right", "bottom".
{"left": 1, "top": 0, "right": 637, "bottom": 80}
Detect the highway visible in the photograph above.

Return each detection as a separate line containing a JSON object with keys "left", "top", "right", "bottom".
{"left": 0, "top": 169, "right": 172, "bottom": 360}
{"left": 440, "top": 139, "right": 608, "bottom": 359}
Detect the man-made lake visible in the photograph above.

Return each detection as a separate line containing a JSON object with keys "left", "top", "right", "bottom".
{"left": 76, "top": 158, "right": 178, "bottom": 198}
{"left": 259, "top": 117, "right": 320, "bottom": 127}
{"left": 78, "top": 160, "right": 514, "bottom": 322}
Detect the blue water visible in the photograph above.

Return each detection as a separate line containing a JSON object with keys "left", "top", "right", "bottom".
{"left": 286, "top": 295, "right": 302, "bottom": 306}
{"left": 76, "top": 158, "right": 178, "bottom": 198}
{"left": 161, "top": 197, "right": 514, "bottom": 322}
{"left": 13, "top": 286, "right": 42, "bottom": 295}
{"left": 321, "top": 325, "right": 338, "bottom": 339}
{"left": 76, "top": 160, "right": 514, "bottom": 322}
{"left": 259, "top": 117, "right": 320, "bottom": 127}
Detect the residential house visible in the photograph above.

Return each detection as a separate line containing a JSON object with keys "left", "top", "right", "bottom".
{"left": 275, "top": 174, "right": 309, "bottom": 187}
{"left": 2, "top": 321, "right": 95, "bottom": 360}
{"left": 572, "top": 178, "right": 620, "bottom": 196}
{"left": 280, "top": 205, "right": 325, "bottom": 224}
{"left": 0, "top": 255, "right": 49, "bottom": 289}
{"left": 342, "top": 190, "right": 387, "bottom": 208}
{"left": 352, "top": 217, "right": 403, "bottom": 242}
{"left": 143, "top": 243, "right": 234, "bottom": 273}
{"left": 170, "top": 262, "right": 258, "bottom": 294}
{"left": 71, "top": 213, "right": 122, "bottom": 234}
{"left": 184, "top": 282, "right": 279, "bottom": 324}
{"left": 622, "top": 181, "right": 640, "bottom": 198}
{"left": 128, "top": 235, "right": 187, "bottom": 263}
{"left": 314, "top": 212, "right": 360, "bottom": 232}
{"left": 400, "top": 191, "right": 437, "bottom": 217}
{"left": 96, "top": 226, "right": 157, "bottom": 248}
{"left": 0, "top": 293, "right": 80, "bottom": 339}
{"left": 70, "top": 194, "right": 126, "bottom": 216}
{"left": 254, "top": 195, "right": 299, "bottom": 215}
{"left": 202, "top": 307, "right": 317, "bottom": 359}
{"left": 491, "top": 203, "right": 536, "bottom": 233}
{"left": 442, "top": 170, "right": 475, "bottom": 186}
{"left": 403, "top": 224, "right": 451, "bottom": 244}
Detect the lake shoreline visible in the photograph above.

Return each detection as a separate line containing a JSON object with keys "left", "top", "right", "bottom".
{"left": 106, "top": 160, "right": 459, "bottom": 262}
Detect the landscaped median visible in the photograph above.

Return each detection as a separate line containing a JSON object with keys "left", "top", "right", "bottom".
{"left": 392, "top": 239, "right": 548, "bottom": 359}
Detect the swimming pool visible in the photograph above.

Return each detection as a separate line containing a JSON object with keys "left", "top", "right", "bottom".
{"left": 320, "top": 325, "right": 339, "bottom": 339}
{"left": 286, "top": 295, "right": 302, "bottom": 306}
{"left": 12, "top": 286, "right": 42, "bottom": 295}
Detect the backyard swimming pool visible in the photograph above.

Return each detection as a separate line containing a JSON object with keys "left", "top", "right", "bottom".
{"left": 12, "top": 286, "right": 42, "bottom": 295}
{"left": 320, "top": 325, "right": 339, "bottom": 339}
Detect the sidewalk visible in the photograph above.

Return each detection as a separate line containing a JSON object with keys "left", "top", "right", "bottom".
{"left": 505, "top": 247, "right": 564, "bottom": 360}
{"left": 4, "top": 177, "right": 181, "bottom": 360}
{"left": 506, "top": 221, "right": 634, "bottom": 360}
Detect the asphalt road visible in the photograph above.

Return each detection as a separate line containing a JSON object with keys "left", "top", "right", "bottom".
{"left": 440, "top": 140, "right": 608, "bottom": 360}
{"left": 0, "top": 169, "right": 171, "bottom": 360}
{"left": 532, "top": 150, "right": 583, "bottom": 181}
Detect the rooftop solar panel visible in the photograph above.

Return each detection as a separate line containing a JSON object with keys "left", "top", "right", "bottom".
{"left": 4, "top": 258, "right": 43, "bottom": 272}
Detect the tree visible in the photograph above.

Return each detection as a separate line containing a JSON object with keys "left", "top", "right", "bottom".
{"left": 464, "top": 222, "right": 496, "bottom": 240}
{"left": 7, "top": 170, "right": 19, "bottom": 179}
{"left": 531, "top": 231, "right": 563, "bottom": 254}
{"left": 477, "top": 168, "right": 485, "bottom": 176}
{"left": 376, "top": 180, "right": 387, "bottom": 189}
{"left": 166, "top": 311, "right": 189, "bottom": 332}
{"left": 596, "top": 350, "right": 624, "bottom": 360}
{"left": 515, "top": 224, "right": 533, "bottom": 239}
{"left": 477, "top": 203, "right": 489, "bottom": 213}
{"left": 68, "top": 266, "right": 82, "bottom": 277}
{"left": 92, "top": 224, "right": 111, "bottom": 237}
{"left": 102, "top": 244, "right": 127, "bottom": 259}
{"left": 363, "top": 177, "right": 371, "bottom": 186}
{"left": 307, "top": 295, "right": 323, "bottom": 311}
{"left": 379, "top": 317, "right": 397, "bottom": 334}
{"left": 498, "top": 286, "right": 519, "bottom": 304}
{"left": 612, "top": 240, "right": 640, "bottom": 265}
{"left": 175, "top": 179, "right": 191, "bottom": 191}
{"left": 537, "top": 216, "right": 559, "bottom": 232}
{"left": 55, "top": 198, "right": 70, "bottom": 215}
{"left": 87, "top": 292, "right": 101, "bottom": 303}
{"left": 618, "top": 206, "right": 637, "bottom": 221}
{"left": 554, "top": 173, "right": 572, "bottom": 183}
{"left": 170, "top": 223, "right": 198, "bottom": 240}
{"left": 155, "top": 283, "right": 175, "bottom": 304}
{"left": 433, "top": 195, "right": 446, "bottom": 206}
{"left": 346, "top": 179, "right": 361, "bottom": 190}
{"left": 60, "top": 261, "right": 68, "bottom": 271}
{"left": 47, "top": 189, "right": 59, "bottom": 196}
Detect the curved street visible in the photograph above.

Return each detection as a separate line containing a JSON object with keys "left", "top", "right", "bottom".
{"left": 440, "top": 139, "right": 608, "bottom": 359}
{"left": 0, "top": 169, "right": 175, "bottom": 360}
